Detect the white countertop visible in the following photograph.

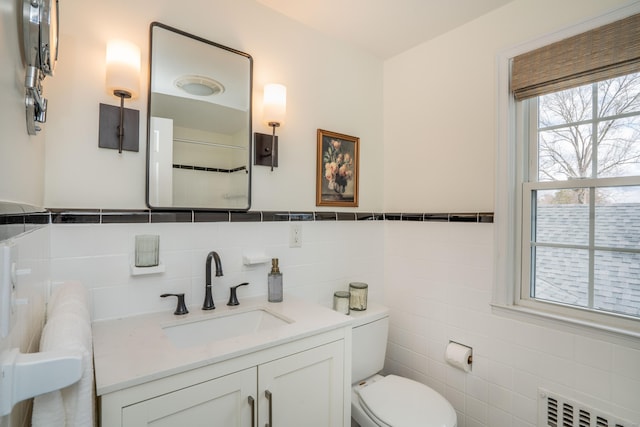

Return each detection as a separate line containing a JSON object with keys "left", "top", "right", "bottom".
{"left": 92, "top": 296, "right": 353, "bottom": 396}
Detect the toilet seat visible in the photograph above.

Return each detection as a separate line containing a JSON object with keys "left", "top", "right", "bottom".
{"left": 356, "top": 375, "right": 456, "bottom": 427}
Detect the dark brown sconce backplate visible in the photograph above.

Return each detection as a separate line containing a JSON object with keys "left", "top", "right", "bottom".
{"left": 254, "top": 132, "right": 278, "bottom": 167}
{"left": 98, "top": 103, "right": 140, "bottom": 152}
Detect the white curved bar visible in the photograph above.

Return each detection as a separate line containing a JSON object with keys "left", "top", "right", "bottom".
{"left": 0, "top": 348, "right": 82, "bottom": 416}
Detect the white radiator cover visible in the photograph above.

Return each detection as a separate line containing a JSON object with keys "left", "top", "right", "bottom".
{"left": 538, "top": 388, "right": 637, "bottom": 427}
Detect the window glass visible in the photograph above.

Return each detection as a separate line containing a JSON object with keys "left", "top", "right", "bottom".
{"left": 535, "top": 190, "right": 589, "bottom": 246}
{"left": 533, "top": 246, "right": 589, "bottom": 307}
{"left": 596, "top": 117, "right": 640, "bottom": 178}
{"left": 594, "top": 251, "right": 640, "bottom": 317}
{"left": 537, "top": 124, "right": 593, "bottom": 181}
{"left": 524, "top": 72, "right": 640, "bottom": 320}
{"left": 594, "top": 186, "right": 640, "bottom": 249}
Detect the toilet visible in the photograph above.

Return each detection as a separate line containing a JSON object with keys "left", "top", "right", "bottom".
{"left": 350, "top": 303, "right": 457, "bottom": 427}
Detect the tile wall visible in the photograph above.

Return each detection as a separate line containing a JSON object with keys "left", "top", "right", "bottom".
{"left": 43, "top": 208, "right": 489, "bottom": 320}
{"left": 0, "top": 226, "right": 50, "bottom": 427}
{"left": 384, "top": 221, "right": 640, "bottom": 427}
{"left": 5, "top": 208, "right": 637, "bottom": 427}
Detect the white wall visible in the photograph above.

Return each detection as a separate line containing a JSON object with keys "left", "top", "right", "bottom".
{"left": 43, "top": 0, "right": 384, "bottom": 211}
{"left": 0, "top": 228, "right": 50, "bottom": 427}
{"left": 3, "top": 1, "right": 640, "bottom": 426}
{"left": 0, "top": 0, "right": 46, "bottom": 206}
{"left": 382, "top": 1, "right": 640, "bottom": 426}
{"left": 385, "top": 222, "right": 640, "bottom": 427}
{"left": 49, "top": 221, "right": 384, "bottom": 321}
{"left": 383, "top": 0, "right": 636, "bottom": 212}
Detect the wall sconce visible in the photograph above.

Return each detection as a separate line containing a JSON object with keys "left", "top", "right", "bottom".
{"left": 254, "top": 83, "right": 286, "bottom": 171}
{"left": 99, "top": 40, "right": 141, "bottom": 153}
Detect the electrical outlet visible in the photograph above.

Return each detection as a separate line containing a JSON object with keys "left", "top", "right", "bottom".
{"left": 289, "top": 224, "right": 302, "bottom": 248}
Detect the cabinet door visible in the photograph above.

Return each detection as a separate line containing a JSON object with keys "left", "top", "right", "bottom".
{"left": 258, "top": 341, "right": 344, "bottom": 427}
{"left": 122, "top": 367, "right": 256, "bottom": 427}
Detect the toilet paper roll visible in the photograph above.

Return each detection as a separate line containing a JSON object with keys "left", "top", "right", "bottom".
{"left": 445, "top": 341, "right": 472, "bottom": 372}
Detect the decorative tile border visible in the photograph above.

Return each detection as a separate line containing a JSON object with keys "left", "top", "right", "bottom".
{"left": 173, "top": 164, "right": 247, "bottom": 174}
{"left": 0, "top": 202, "right": 49, "bottom": 241}
{"left": 1, "top": 208, "right": 493, "bottom": 239}
{"left": 42, "top": 209, "right": 494, "bottom": 224}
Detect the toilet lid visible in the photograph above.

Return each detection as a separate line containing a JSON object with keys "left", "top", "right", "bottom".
{"left": 356, "top": 375, "right": 456, "bottom": 427}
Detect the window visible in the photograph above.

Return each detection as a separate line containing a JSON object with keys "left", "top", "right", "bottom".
{"left": 495, "top": 10, "right": 640, "bottom": 334}
{"left": 518, "top": 73, "right": 640, "bottom": 321}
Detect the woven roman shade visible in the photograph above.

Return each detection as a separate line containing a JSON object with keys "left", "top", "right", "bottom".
{"left": 511, "top": 13, "right": 640, "bottom": 100}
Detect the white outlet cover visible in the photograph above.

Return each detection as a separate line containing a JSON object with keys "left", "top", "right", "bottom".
{"left": 289, "top": 224, "right": 302, "bottom": 248}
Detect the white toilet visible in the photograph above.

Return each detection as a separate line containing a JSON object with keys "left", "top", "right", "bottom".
{"left": 350, "top": 303, "right": 457, "bottom": 427}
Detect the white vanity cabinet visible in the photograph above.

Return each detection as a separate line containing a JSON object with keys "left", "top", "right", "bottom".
{"left": 121, "top": 367, "right": 256, "bottom": 426}
{"left": 98, "top": 328, "right": 350, "bottom": 427}
{"left": 257, "top": 340, "right": 344, "bottom": 426}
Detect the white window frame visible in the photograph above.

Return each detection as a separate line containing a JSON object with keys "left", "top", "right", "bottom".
{"left": 494, "top": 3, "right": 640, "bottom": 342}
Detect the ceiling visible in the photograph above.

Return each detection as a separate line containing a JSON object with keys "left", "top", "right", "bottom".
{"left": 255, "top": 0, "right": 515, "bottom": 59}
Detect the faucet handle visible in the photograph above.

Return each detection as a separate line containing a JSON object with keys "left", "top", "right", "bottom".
{"left": 227, "top": 282, "right": 249, "bottom": 306}
{"left": 161, "top": 293, "right": 189, "bottom": 315}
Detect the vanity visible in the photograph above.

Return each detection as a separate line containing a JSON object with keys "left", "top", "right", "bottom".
{"left": 93, "top": 297, "right": 353, "bottom": 426}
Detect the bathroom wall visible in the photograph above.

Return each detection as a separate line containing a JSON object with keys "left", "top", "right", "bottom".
{"left": 0, "top": 1, "right": 384, "bottom": 425}
{"left": 2, "top": 1, "right": 640, "bottom": 427}
{"left": 0, "top": 2, "right": 49, "bottom": 425}
{"left": 0, "top": 227, "right": 50, "bottom": 427}
{"left": 49, "top": 218, "right": 384, "bottom": 320}
{"left": 43, "top": 0, "right": 384, "bottom": 211}
{"left": 383, "top": 1, "right": 640, "bottom": 426}
{"left": 0, "top": 0, "right": 46, "bottom": 206}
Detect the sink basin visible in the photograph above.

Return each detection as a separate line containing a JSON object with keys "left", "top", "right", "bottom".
{"left": 162, "top": 309, "right": 292, "bottom": 348}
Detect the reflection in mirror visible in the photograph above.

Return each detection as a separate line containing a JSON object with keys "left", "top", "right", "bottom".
{"left": 147, "top": 23, "right": 252, "bottom": 210}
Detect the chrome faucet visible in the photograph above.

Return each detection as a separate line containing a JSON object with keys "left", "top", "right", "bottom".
{"left": 203, "top": 251, "right": 223, "bottom": 310}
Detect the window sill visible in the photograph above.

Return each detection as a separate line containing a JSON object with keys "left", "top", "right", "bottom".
{"left": 491, "top": 303, "right": 640, "bottom": 348}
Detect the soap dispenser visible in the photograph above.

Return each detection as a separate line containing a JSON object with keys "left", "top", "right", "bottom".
{"left": 268, "top": 258, "right": 283, "bottom": 302}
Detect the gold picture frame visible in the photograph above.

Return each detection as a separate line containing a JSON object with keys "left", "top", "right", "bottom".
{"left": 316, "top": 129, "right": 359, "bottom": 207}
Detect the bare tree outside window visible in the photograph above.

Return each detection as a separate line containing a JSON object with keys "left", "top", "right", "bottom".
{"left": 537, "top": 72, "right": 640, "bottom": 204}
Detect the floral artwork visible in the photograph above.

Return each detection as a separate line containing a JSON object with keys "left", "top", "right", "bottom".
{"left": 316, "top": 129, "right": 359, "bottom": 207}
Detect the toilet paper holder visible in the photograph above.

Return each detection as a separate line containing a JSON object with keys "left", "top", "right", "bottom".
{"left": 445, "top": 341, "right": 473, "bottom": 372}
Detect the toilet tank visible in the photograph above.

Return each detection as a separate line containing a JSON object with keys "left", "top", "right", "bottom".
{"left": 350, "top": 302, "right": 390, "bottom": 383}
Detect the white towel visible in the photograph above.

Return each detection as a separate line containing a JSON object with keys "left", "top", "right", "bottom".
{"left": 32, "top": 282, "right": 95, "bottom": 427}
{"left": 46, "top": 281, "right": 90, "bottom": 322}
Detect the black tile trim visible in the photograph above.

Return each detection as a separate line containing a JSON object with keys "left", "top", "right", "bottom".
{"left": 2, "top": 209, "right": 494, "bottom": 225}
{"left": 262, "top": 211, "right": 291, "bottom": 222}
{"left": 358, "top": 213, "right": 384, "bottom": 221}
{"left": 479, "top": 212, "right": 494, "bottom": 223}
{"left": 50, "top": 210, "right": 101, "bottom": 224}
{"left": 315, "top": 212, "right": 338, "bottom": 221}
{"left": 424, "top": 213, "right": 449, "bottom": 222}
{"left": 230, "top": 211, "right": 262, "bottom": 222}
{"left": 151, "top": 211, "right": 193, "bottom": 223}
{"left": 193, "top": 211, "right": 230, "bottom": 222}
{"left": 0, "top": 214, "right": 28, "bottom": 225}
{"left": 290, "top": 212, "right": 314, "bottom": 221}
{"left": 449, "top": 213, "right": 479, "bottom": 223}
{"left": 336, "top": 212, "right": 355, "bottom": 221}
{"left": 24, "top": 213, "right": 50, "bottom": 225}
{"left": 173, "top": 164, "right": 247, "bottom": 174}
{"left": 402, "top": 213, "right": 424, "bottom": 221}
{"left": 101, "top": 210, "right": 150, "bottom": 224}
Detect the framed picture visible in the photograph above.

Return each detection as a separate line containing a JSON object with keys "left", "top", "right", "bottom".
{"left": 316, "top": 129, "right": 359, "bottom": 207}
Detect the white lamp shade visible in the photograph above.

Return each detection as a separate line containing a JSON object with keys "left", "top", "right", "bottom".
{"left": 263, "top": 83, "right": 286, "bottom": 125}
{"left": 106, "top": 40, "right": 141, "bottom": 99}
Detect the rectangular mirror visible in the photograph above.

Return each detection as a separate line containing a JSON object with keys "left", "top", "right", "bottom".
{"left": 146, "top": 22, "right": 252, "bottom": 210}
